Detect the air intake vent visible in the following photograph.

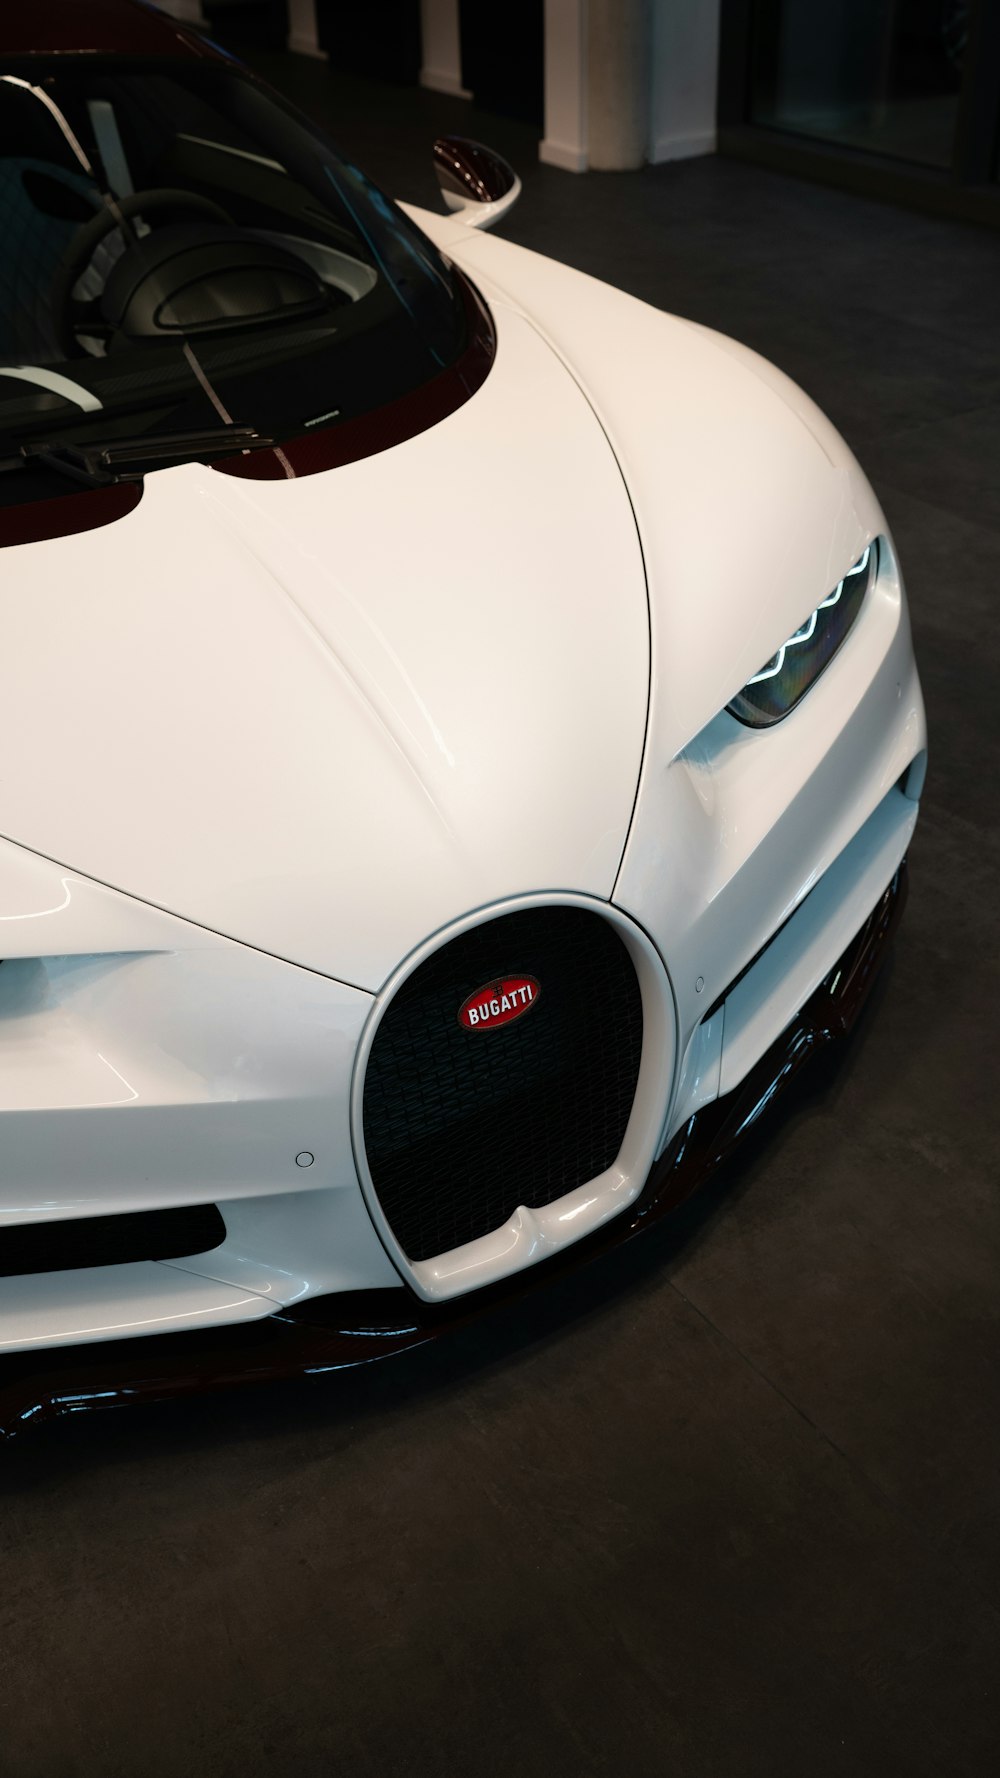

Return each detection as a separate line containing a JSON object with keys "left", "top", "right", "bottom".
{"left": 362, "top": 907, "right": 643, "bottom": 1262}
{"left": 0, "top": 1204, "right": 226, "bottom": 1278}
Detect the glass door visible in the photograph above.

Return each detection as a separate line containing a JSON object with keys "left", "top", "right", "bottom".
{"left": 749, "top": 0, "right": 968, "bottom": 170}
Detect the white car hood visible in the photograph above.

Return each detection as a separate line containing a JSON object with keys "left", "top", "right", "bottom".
{"left": 0, "top": 303, "right": 649, "bottom": 987}
{"left": 444, "top": 221, "right": 883, "bottom": 761}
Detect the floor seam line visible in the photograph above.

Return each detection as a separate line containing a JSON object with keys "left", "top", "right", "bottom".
{"left": 667, "top": 1277, "right": 1000, "bottom": 1620}
{"left": 666, "top": 1275, "right": 898, "bottom": 1505}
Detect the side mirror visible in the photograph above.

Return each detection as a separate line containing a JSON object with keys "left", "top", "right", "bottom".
{"left": 432, "top": 136, "right": 521, "bottom": 232}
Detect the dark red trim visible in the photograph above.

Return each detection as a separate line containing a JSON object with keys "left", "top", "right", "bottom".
{"left": 210, "top": 271, "right": 495, "bottom": 483}
{"left": 0, "top": 866, "right": 908, "bottom": 1442}
{"left": 0, "top": 481, "right": 142, "bottom": 549}
{"left": 0, "top": 281, "right": 490, "bottom": 542}
{"left": 0, "top": 0, "right": 216, "bottom": 60}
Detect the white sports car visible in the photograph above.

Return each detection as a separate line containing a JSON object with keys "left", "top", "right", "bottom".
{"left": 0, "top": 1, "right": 926, "bottom": 1435}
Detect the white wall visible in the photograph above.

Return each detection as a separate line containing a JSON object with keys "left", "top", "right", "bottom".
{"left": 157, "top": 0, "right": 207, "bottom": 22}
{"left": 286, "top": 0, "right": 325, "bottom": 58}
{"left": 420, "top": 0, "right": 471, "bottom": 98}
{"left": 649, "top": 0, "right": 721, "bottom": 163}
{"left": 165, "top": 0, "right": 720, "bottom": 172}
{"left": 588, "top": 0, "right": 648, "bottom": 170}
{"left": 540, "top": 0, "right": 589, "bottom": 171}
{"left": 542, "top": 0, "right": 719, "bottom": 173}
{"left": 159, "top": 0, "right": 326, "bottom": 54}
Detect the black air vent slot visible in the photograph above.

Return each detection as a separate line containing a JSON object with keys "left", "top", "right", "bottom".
{"left": 0, "top": 1205, "right": 226, "bottom": 1277}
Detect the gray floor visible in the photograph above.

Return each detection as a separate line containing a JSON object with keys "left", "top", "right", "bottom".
{"left": 3, "top": 57, "right": 999, "bottom": 1778}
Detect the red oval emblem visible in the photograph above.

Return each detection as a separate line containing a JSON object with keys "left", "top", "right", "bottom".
{"left": 458, "top": 975, "right": 541, "bottom": 1032}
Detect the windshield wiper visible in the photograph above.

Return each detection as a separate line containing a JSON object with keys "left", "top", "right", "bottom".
{"left": 11, "top": 425, "right": 276, "bottom": 486}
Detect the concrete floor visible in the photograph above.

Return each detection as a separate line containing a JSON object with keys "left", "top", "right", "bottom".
{"left": 3, "top": 55, "right": 999, "bottom": 1778}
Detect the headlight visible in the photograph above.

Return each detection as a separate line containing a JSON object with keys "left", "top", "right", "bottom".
{"left": 727, "top": 542, "right": 877, "bottom": 728}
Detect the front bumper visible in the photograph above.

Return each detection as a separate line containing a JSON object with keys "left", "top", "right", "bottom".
{"left": 0, "top": 865, "right": 906, "bottom": 1441}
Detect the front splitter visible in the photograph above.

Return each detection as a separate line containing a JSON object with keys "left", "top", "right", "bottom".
{"left": 0, "top": 866, "right": 907, "bottom": 1441}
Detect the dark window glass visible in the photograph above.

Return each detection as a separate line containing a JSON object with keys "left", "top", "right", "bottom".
{"left": 750, "top": 0, "right": 967, "bottom": 170}
{"left": 0, "top": 57, "right": 466, "bottom": 469}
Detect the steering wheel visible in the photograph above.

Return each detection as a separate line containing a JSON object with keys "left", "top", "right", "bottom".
{"left": 52, "top": 187, "right": 235, "bottom": 357}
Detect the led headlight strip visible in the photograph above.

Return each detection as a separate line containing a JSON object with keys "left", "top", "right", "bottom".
{"left": 728, "top": 542, "right": 876, "bottom": 728}
{"left": 748, "top": 546, "right": 871, "bottom": 685}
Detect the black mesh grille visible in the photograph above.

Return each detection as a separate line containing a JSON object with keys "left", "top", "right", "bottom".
{"left": 362, "top": 907, "right": 643, "bottom": 1262}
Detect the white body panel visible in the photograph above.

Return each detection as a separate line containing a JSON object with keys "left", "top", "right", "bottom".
{"left": 439, "top": 173, "right": 523, "bottom": 231}
{"left": 0, "top": 308, "right": 648, "bottom": 988}
{"left": 445, "top": 222, "right": 885, "bottom": 758}
{"left": 717, "top": 784, "right": 916, "bottom": 1098}
{"left": 0, "top": 200, "right": 927, "bottom": 1339}
{"left": 0, "top": 1261, "right": 275, "bottom": 1355}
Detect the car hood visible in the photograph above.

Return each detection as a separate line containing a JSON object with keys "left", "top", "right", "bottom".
{"left": 0, "top": 302, "right": 648, "bottom": 987}
{"left": 443, "top": 219, "right": 883, "bottom": 760}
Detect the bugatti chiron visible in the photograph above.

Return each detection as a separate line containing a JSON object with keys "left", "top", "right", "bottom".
{"left": 0, "top": 1, "right": 926, "bottom": 1431}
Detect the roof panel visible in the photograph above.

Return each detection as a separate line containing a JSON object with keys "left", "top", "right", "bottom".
{"left": 0, "top": 0, "right": 217, "bottom": 60}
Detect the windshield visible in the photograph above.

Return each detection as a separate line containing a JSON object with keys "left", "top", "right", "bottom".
{"left": 0, "top": 55, "right": 474, "bottom": 499}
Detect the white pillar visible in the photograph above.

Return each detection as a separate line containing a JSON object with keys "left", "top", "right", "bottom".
{"left": 540, "top": 0, "right": 589, "bottom": 172}
{"left": 287, "top": 0, "right": 327, "bottom": 59}
{"left": 649, "top": 0, "right": 720, "bottom": 162}
{"left": 420, "top": 0, "right": 471, "bottom": 99}
{"left": 158, "top": 0, "right": 207, "bottom": 23}
{"left": 588, "top": 0, "right": 648, "bottom": 171}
